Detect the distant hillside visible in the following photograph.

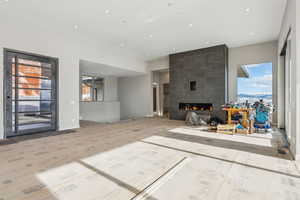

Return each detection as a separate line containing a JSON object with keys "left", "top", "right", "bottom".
{"left": 238, "top": 94, "right": 272, "bottom": 103}
{"left": 238, "top": 94, "right": 272, "bottom": 99}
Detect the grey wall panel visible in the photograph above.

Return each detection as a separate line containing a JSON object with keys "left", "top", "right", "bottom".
{"left": 169, "top": 45, "right": 228, "bottom": 120}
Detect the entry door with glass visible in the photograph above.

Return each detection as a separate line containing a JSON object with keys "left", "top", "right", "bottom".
{"left": 4, "top": 50, "right": 58, "bottom": 137}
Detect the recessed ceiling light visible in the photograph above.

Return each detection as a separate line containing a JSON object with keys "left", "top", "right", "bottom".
{"left": 245, "top": 8, "right": 251, "bottom": 13}
{"left": 149, "top": 34, "right": 153, "bottom": 38}
{"left": 105, "top": 9, "right": 110, "bottom": 14}
{"left": 249, "top": 32, "right": 255, "bottom": 36}
{"left": 119, "top": 43, "right": 125, "bottom": 48}
{"left": 189, "top": 23, "right": 193, "bottom": 28}
{"left": 74, "top": 25, "right": 79, "bottom": 30}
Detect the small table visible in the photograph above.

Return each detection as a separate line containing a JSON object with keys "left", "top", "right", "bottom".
{"left": 222, "top": 108, "right": 253, "bottom": 128}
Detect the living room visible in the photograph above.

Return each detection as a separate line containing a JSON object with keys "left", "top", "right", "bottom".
{"left": 0, "top": 0, "right": 300, "bottom": 199}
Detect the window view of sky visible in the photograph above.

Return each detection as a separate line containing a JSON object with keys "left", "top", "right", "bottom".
{"left": 238, "top": 62, "right": 272, "bottom": 104}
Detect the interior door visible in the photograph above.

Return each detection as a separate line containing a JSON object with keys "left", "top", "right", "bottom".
{"left": 153, "top": 87, "right": 157, "bottom": 112}
{"left": 4, "top": 50, "right": 58, "bottom": 137}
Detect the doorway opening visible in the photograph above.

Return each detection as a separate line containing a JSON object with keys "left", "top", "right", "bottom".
{"left": 3, "top": 49, "right": 58, "bottom": 137}
{"left": 152, "top": 70, "right": 170, "bottom": 117}
{"left": 153, "top": 85, "right": 158, "bottom": 113}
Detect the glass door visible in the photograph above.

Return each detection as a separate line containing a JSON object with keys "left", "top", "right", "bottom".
{"left": 4, "top": 50, "right": 58, "bottom": 137}
{"left": 284, "top": 33, "right": 292, "bottom": 141}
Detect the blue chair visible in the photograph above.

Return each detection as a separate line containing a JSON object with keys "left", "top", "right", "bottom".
{"left": 254, "top": 103, "right": 271, "bottom": 130}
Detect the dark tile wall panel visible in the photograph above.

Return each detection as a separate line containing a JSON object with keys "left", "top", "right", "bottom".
{"left": 169, "top": 45, "right": 228, "bottom": 120}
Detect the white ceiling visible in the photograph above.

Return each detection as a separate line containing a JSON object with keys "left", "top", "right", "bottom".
{"left": 80, "top": 60, "right": 143, "bottom": 77}
{"left": 1, "top": 0, "right": 287, "bottom": 61}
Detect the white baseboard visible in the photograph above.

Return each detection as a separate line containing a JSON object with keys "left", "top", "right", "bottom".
{"left": 59, "top": 126, "right": 80, "bottom": 131}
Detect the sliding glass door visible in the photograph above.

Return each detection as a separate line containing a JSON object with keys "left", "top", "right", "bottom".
{"left": 284, "top": 33, "right": 292, "bottom": 141}
{"left": 4, "top": 50, "right": 58, "bottom": 137}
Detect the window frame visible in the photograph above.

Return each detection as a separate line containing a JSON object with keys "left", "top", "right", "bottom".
{"left": 80, "top": 75, "right": 105, "bottom": 102}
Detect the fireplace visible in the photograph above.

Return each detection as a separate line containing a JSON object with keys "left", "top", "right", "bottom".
{"left": 169, "top": 45, "right": 228, "bottom": 120}
{"left": 179, "top": 103, "right": 213, "bottom": 112}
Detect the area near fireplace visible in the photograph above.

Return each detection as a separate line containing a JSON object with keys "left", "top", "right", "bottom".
{"left": 179, "top": 103, "right": 213, "bottom": 112}
{"left": 169, "top": 45, "right": 228, "bottom": 120}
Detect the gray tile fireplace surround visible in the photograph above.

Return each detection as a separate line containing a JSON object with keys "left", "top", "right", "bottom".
{"left": 169, "top": 45, "right": 228, "bottom": 120}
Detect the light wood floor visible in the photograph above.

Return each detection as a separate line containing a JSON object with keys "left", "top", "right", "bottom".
{"left": 0, "top": 118, "right": 183, "bottom": 200}
{"left": 0, "top": 117, "right": 299, "bottom": 200}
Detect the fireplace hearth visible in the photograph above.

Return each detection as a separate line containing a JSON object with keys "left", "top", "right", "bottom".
{"left": 179, "top": 103, "right": 213, "bottom": 112}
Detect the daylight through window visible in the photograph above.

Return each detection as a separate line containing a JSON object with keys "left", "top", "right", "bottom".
{"left": 238, "top": 62, "right": 272, "bottom": 104}
{"left": 81, "top": 76, "right": 104, "bottom": 102}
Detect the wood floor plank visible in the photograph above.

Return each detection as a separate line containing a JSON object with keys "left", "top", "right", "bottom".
{"left": 0, "top": 118, "right": 298, "bottom": 200}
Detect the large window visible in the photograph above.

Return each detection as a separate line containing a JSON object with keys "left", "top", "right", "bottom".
{"left": 238, "top": 62, "right": 272, "bottom": 104}
{"left": 81, "top": 76, "right": 104, "bottom": 102}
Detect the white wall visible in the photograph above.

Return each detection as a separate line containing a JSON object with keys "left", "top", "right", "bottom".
{"left": 228, "top": 41, "right": 278, "bottom": 101}
{"left": 297, "top": 1, "right": 300, "bottom": 160}
{"left": 277, "top": 0, "right": 300, "bottom": 160}
{"left": 0, "top": 53, "right": 4, "bottom": 138}
{"left": 104, "top": 77, "right": 119, "bottom": 102}
{"left": 147, "top": 56, "right": 169, "bottom": 72}
{"left": 80, "top": 102, "right": 120, "bottom": 123}
{"left": 0, "top": 17, "right": 146, "bottom": 139}
{"left": 79, "top": 76, "right": 120, "bottom": 123}
{"left": 118, "top": 75, "right": 152, "bottom": 120}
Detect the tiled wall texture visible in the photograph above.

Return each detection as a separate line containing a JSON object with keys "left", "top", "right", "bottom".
{"left": 169, "top": 45, "right": 228, "bottom": 120}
